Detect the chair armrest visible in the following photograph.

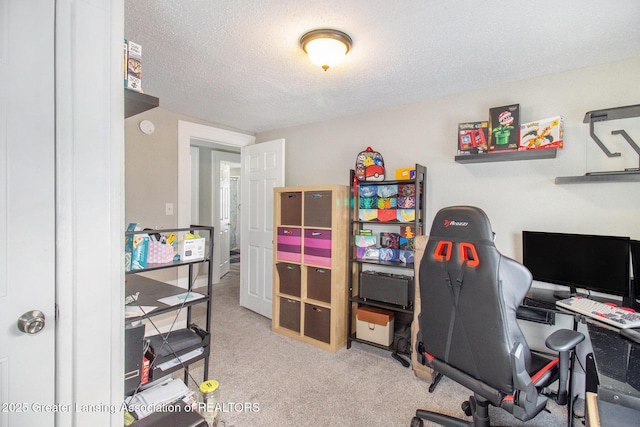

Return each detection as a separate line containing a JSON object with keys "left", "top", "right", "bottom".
{"left": 545, "top": 329, "right": 585, "bottom": 352}
{"left": 511, "top": 342, "right": 548, "bottom": 421}
{"left": 544, "top": 329, "right": 584, "bottom": 405}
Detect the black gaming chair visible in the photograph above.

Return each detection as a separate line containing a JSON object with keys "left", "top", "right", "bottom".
{"left": 412, "top": 206, "right": 584, "bottom": 427}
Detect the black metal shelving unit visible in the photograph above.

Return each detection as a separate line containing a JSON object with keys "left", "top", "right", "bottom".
{"left": 124, "top": 225, "right": 214, "bottom": 392}
{"left": 346, "top": 164, "right": 427, "bottom": 355}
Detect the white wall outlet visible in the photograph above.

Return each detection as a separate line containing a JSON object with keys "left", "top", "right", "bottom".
{"left": 165, "top": 202, "right": 174, "bottom": 216}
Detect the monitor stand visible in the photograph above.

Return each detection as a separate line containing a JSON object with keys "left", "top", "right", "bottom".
{"left": 553, "top": 287, "right": 587, "bottom": 300}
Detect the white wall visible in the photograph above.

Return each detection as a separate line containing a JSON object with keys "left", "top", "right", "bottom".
{"left": 256, "top": 58, "right": 640, "bottom": 260}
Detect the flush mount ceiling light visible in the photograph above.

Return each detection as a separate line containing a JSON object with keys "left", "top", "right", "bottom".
{"left": 300, "top": 29, "right": 352, "bottom": 71}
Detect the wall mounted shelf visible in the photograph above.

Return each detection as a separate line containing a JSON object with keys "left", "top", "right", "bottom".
{"left": 555, "top": 104, "right": 640, "bottom": 184}
{"left": 455, "top": 149, "right": 557, "bottom": 164}
{"left": 555, "top": 171, "right": 640, "bottom": 184}
{"left": 125, "top": 88, "right": 159, "bottom": 118}
{"left": 583, "top": 104, "right": 640, "bottom": 160}
{"left": 583, "top": 104, "right": 640, "bottom": 123}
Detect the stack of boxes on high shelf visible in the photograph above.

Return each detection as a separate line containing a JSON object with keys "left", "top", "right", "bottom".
{"left": 457, "top": 103, "right": 564, "bottom": 155}
{"left": 124, "top": 39, "right": 143, "bottom": 92}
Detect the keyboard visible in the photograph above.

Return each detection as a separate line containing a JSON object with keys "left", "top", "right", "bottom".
{"left": 556, "top": 296, "right": 640, "bottom": 329}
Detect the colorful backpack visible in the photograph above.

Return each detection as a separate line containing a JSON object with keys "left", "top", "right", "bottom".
{"left": 355, "top": 146, "right": 385, "bottom": 181}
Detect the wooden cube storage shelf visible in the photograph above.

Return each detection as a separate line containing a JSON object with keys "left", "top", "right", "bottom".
{"left": 272, "top": 185, "right": 349, "bottom": 352}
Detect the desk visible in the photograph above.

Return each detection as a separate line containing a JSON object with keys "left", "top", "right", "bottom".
{"left": 585, "top": 322, "right": 640, "bottom": 426}
{"left": 517, "top": 291, "right": 640, "bottom": 426}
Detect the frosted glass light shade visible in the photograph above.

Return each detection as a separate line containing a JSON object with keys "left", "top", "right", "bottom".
{"left": 301, "top": 29, "right": 352, "bottom": 71}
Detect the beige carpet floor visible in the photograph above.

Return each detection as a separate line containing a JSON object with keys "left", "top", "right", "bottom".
{"left": 188, "top": 264, "right": 575, "bottom": 427}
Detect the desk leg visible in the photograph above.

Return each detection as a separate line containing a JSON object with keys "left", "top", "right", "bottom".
{"left": 567, "top": 316, "right": 581, "bottom": 427}
{"left": 568, "top": 349, "right": 576, "bottom": 427}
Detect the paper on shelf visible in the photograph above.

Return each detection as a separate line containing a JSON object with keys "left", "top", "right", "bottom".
{"left": 156, "top": 347, "right": 204, "bottom": 371}
{"left": 157, "top": 291, "right": 205, "bottom": 306}
{"left": 125, "top": 305, "right": 157, "bottom": 318}
{"left": 125, "top": 378, "right": 189, "bottom": 419}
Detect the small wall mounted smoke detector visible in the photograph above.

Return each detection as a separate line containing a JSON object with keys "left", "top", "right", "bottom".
{"left": 139, "top": 119, "right": 155, "bottom": 135}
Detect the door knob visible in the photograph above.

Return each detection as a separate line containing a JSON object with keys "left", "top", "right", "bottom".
{"left": 17, "top": 310, "right": 46, "bottom": 335}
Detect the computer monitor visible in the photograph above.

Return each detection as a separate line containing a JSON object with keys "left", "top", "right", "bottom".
{"left": 522, "top": 231, "right": 630, "bottom": 298}
{"left": 632, "top": 240, "right": 640, "bottom": 302}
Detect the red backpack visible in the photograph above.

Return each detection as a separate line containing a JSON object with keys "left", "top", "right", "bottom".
{"left": 355, "top": 147, "right": 385, "bottom": 181}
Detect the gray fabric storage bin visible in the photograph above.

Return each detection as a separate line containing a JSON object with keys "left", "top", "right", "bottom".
{"left": 279, "top": 297, "right": 301, "bottom": 333}
{"left": 304, "top": 191, "right": 332, "bottom": 228}
{"left": 304, "top": 303, "right": 331, "bottom": 344}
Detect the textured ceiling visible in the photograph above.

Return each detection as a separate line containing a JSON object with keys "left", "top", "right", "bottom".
{"left": 125, "top": 0, "right": 640, "bottom": 134}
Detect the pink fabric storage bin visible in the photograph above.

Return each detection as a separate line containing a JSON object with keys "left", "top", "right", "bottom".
{"left": 303, "top": 229, "right": 332, "bottom": 267}
{"left": 277, "top": 227, "right": 301, "bottom": 262}
{"left": 147, "top": 241, "right": 175, "bottom": 264}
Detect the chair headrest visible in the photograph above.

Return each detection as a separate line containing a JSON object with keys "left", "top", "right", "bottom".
{"left": 430, "top": 206, "right": 495, "bottom": 243}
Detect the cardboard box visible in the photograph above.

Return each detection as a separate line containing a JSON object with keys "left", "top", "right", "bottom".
{"left": 458, "top": 121, "right": 488, "bottom": 155}
{"left": 411, "top": 236, "right": 436, "bottom": 382}
{"left": 519, "top": 116, "right": 564, "bottom": 150}
{"left": 130, "top": 234, "right": 149, "bottom": 270}
{"left": 397, "top": 209, "right": 415, "bottom": 222}
{"left": 396, "top": 168, "right": 416, "bottom": 180}
{"left": 399, "top": 250, "right": 414, "bottom": 264}
{"left": 378, "top": 247, "right": 399, "bottom": 262}
{"left": 147, "top": 241, "right": 175, "bottom": 264}
{"left": 123, "top": 40, "right": 128, "bottom": 88}
{"left": 356, "top": 306, "right": 394, "bottom": 346}
{"left": 488, "top": 104, "right": 520, "bottom": 152}
{"left": 126, "top": 40, "right": 142, "bottom": 92}
{"left": 141, "top": 357, "right": 150, "bottom": 385}
{"left": 359, "top": 209, "right": 378, "bottom": 221}
{"left": 380, "top": 232, "right": 400, "bottom": 248}
{"left": 180, "top": 237, "right": 205, "bottom": 261}
{"left": 355, "top": 234, "right": 377, "bottom": 248}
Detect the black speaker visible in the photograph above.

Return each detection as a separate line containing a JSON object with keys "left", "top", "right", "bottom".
{"left": 360, "top": 271, "right": 413, "bottom": 308}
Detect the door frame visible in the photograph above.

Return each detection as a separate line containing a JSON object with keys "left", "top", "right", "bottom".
{"left": 55, "top": 0, "right": 124, "bottom": 425}
{"left": 177, "top": 121, "right": 255, "bottom": 283}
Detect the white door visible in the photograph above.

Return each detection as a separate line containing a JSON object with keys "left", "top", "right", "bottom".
{"left": 0, "top": 1, "right": 56, "bottom": 425}
{"left": 190, "top": 146, "right": 200, "bottom": 224}
{"left": 240, "top": 139, "right": 285, "bottom": 318}
{"left": 219, "top": 161, "right": 231, "bottom": 277}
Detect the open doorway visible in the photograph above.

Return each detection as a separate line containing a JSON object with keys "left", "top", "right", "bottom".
{"left": 177, "top": 120, "right": 255, "bottom": 287}
{"left": 191, "top": 142, "right": 240, "bottom": 281}
{"left": 229, "top": 172, "right": 241, "bottom": 264}
{"left": 178, "top": 121, "right": 284, "bottom": 317}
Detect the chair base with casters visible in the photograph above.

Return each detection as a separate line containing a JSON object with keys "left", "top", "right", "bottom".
{"left": 412, "top": 394, "right": 490, "bottom": 427}
{"left": 411, "top": 329, "right": 584, "bottom": 427}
